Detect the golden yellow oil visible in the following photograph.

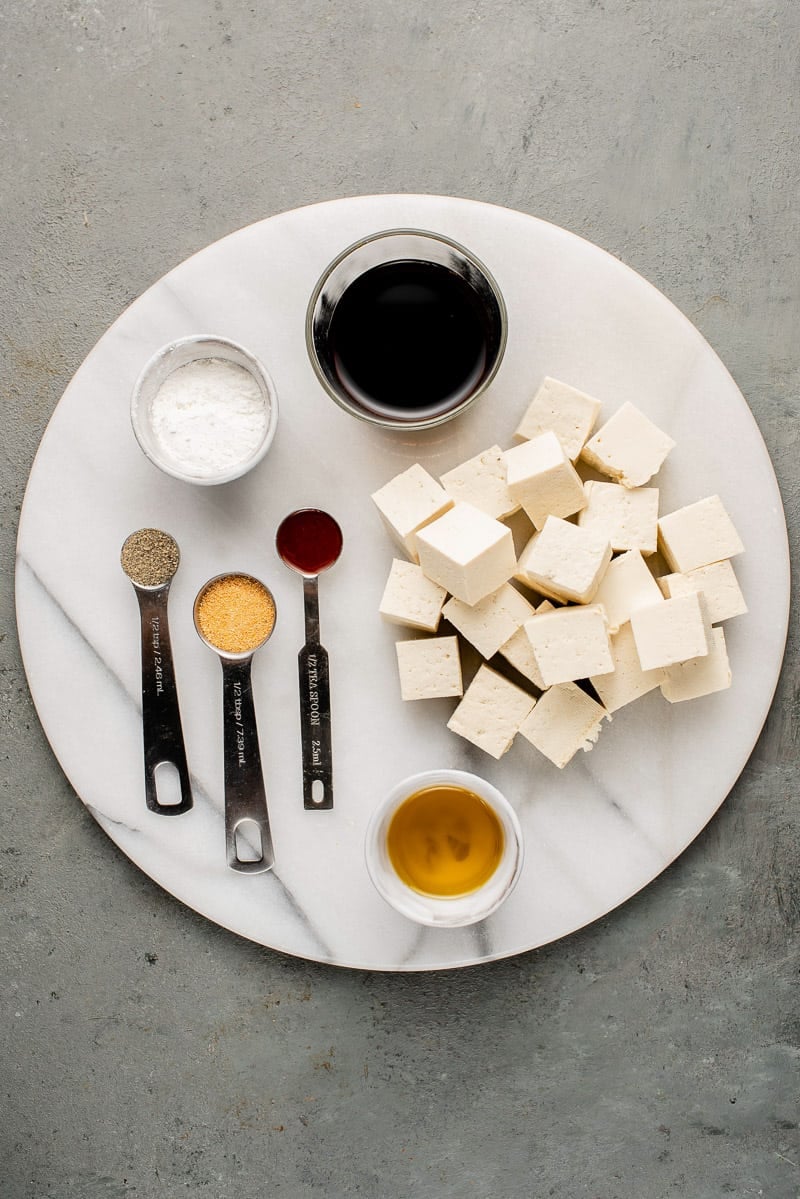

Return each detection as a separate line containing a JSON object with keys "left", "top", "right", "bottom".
{"left": 386, "top": 784, "right": 505, "bottom": 898}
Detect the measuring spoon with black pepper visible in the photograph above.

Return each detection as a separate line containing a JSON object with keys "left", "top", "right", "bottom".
{"left": 121, "top": 528, "right": 193, "bottom": 815}
{"left": 276, "top": 509, "right": 343, "bottom": 811}
{"left": 193, "top": 572, "right": 277, "bottom": 874}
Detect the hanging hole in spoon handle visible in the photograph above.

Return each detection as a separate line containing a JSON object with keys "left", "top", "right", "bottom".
{"left": 220, "top": 655, "right": 275, "bottom": 873}
{"left": 136, "top": 586, "right": 193, "bottom": 815}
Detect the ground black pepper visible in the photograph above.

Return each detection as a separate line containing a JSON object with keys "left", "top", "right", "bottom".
{"left": 121, "top": 528, "right": 180, "bottom": 588}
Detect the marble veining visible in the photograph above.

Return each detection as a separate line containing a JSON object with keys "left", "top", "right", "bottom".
{"left": 15, "top": 195, "right": 790, "bottom": 970}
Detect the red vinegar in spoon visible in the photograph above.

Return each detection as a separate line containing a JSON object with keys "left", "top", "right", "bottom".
{"left": 275, "top": 508, "right": 343, "bottom": 576}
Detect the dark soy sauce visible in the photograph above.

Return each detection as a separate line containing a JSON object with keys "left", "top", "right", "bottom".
{"left": 328, "top": 260, "right": 490, "bottom": 420}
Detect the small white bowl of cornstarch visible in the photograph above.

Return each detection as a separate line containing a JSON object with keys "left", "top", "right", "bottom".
{"left": 131, "top": 335, "right": 279, "bottom": 485}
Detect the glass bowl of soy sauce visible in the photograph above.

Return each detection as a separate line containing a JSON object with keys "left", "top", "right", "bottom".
{"left": 306, "top": 229, "right": 507, "bottom": 430}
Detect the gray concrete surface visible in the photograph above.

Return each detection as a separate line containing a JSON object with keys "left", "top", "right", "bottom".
{"left": 2, "top": 2, "right": 798, "bottom": 1196}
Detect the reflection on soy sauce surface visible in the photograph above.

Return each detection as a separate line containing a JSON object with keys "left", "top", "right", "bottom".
{"left": 328, "top": 260, "right": 491, "bottom": 421}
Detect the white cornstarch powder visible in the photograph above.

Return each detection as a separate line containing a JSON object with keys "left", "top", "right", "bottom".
{"left": 150, "top": 357, "right": 268, "bottom": 477}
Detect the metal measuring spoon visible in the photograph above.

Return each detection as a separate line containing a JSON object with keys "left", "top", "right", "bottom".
{"left": 121, "top": 529, "right": 193, "bottom": 815}
{"left": 193, "top": 573, "right": 277, "bottom": 873}
{"left": 276, "top": 509, "right": 343, "bottom": 811}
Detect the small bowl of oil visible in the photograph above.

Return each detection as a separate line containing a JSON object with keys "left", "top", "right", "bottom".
{"left": 364, "top": 769, "right": 523, "bottom": 927}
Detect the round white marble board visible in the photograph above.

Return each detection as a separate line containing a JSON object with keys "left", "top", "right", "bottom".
{"left": 15, "top": 195, "right": 790, "bottom": 972}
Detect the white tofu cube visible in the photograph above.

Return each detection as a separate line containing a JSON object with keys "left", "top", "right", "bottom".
{"left": 499, "top": 600, "right": 555, "bottom": 688}
{"left": 440, "top": 444, "right": 519, "bottom": 520}
{"left": 416, "top": 502, "right": 516, "bottom": 606}
{"left": 515, "top": 376, "right": 601, "bottom": 461}
{"left": 577, "top": 481, "right": 659, "bottom": 555}
{"left": 580, "top": 401, "right": 675, "bottom": 488}
{"left": 657, "top": 495, "right": 744, "bottom": 573}
{"left": 503, "top": 432, "right": 586, "bottom": 529}
{"left": 395, "top": 637, "right": 463, "bottom": 701}
{"left": 516, "top": 515, "right": 612, "bottom": 604}
{"left": 519, "top": 682, "right": 608, "bottom": 769}
{"left": 630, "top": 593, "right": 709, "bottom": 671}
{"left": 592, "top": 549, "right": 664, "bottom": 633}
{"left": 447, "top": 664, "right": 535, "bottom": 759}
{"left": 657, "top": 559, "right": 747, "bottom": 624}
{"left": 379, "top": 559, "right": 447, "bottom": 633}
{"left": 590, "top": 623, "right": 665, "bottom": 713}
{"left": 524, "top": 605, "right": 613, "bottom": 686}
{"left": 371, "top": 464, "right": 453, "bottom": 560}
{"left": 443, "top": 583, "right": 536, "bottom": 660}
{"left": 661, "top": 626, "right": 732, "bottom": 703}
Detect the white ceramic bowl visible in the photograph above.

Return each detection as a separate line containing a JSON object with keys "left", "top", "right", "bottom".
{"left": 130, "top": 334, "right": 279, "bottom": 485}
{"left": 365, "top": 768, "right": 524, "bottom": 928}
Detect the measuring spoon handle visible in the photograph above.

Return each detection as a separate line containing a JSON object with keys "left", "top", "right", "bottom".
{"left": 135, "top": 586, "right": 193, "bottom": 815}
{"left": 221, "top": 657, "right": 274, "bottom": 873}
{"left": 298, "top": 641, "right": 334, "bottom": 809}
{"left": 300, "top": 574, "right": 333, "bottom": 809}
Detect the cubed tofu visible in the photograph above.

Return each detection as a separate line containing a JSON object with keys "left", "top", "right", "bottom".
{"left": 395, "top": 637, "right": 463, "bottom": 701}
{"left": 514, "top": 376, "right": 601, "bottom": 461}
{"left": 630, "top": 593, "right": 709, "bottom": 671}
{"left": 440, "top": 444, "right": 519, "bottom": 520}
{"left": 660, "top": 626, "right": 732, "bottom": 703}
{"left": 499, "top": 600, "right": 555, "bottom": 688}
{"left": 516, "top": 515, "right": 612, "bottom": 604}
{"left": 503, "top": 432, "right": 586, "bottom": 529}
{"left": 577, "top": 481, "right": 659, "bottom": 555}
{"left": 580, "top": 401, "right": 675, "bottom": 488}
{"left": 446, "top": 664, "right": 535, "bottom": 759}
{"left": 443, "top": 583, "right": 536, "bottom": 660}
{"left": 519, "top": 682, "right": 608, "bottom": 769}
{"left": 657, "top": 559, "right": 747, "bottom": 624}
{"left": 371, "top": 464, "right": 453, "bottom": 560}
{"left": 590, "top": 623, "right": 665, "bottom": 713}
{"left": 416, "top": 502, "right": 516, "bottom": 606}
{"left": 657, "top": 495, "right": 744, "bottom": 573}
{"left": 379, "top": 559, "right": 448, "bottom": 633}
{"left": 592, "top": 549, "right": 664, "bottom": 634}
{"left": 524, "top": 604, "right": 613, "bottom": 686}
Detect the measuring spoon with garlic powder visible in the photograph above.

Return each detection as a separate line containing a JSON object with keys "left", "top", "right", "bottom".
{"left": 276, "top": 509, "right": 343, "bottom": 810}
{"left": 120, "top": 529, "right": 193, "bottom": 815}
{"left": 193, "top": 573, "right": 277, "bottom": 873}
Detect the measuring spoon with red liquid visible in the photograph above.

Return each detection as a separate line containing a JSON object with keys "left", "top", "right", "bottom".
{"left": 276, "top": 509, "right": 343, "bottom": 810}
